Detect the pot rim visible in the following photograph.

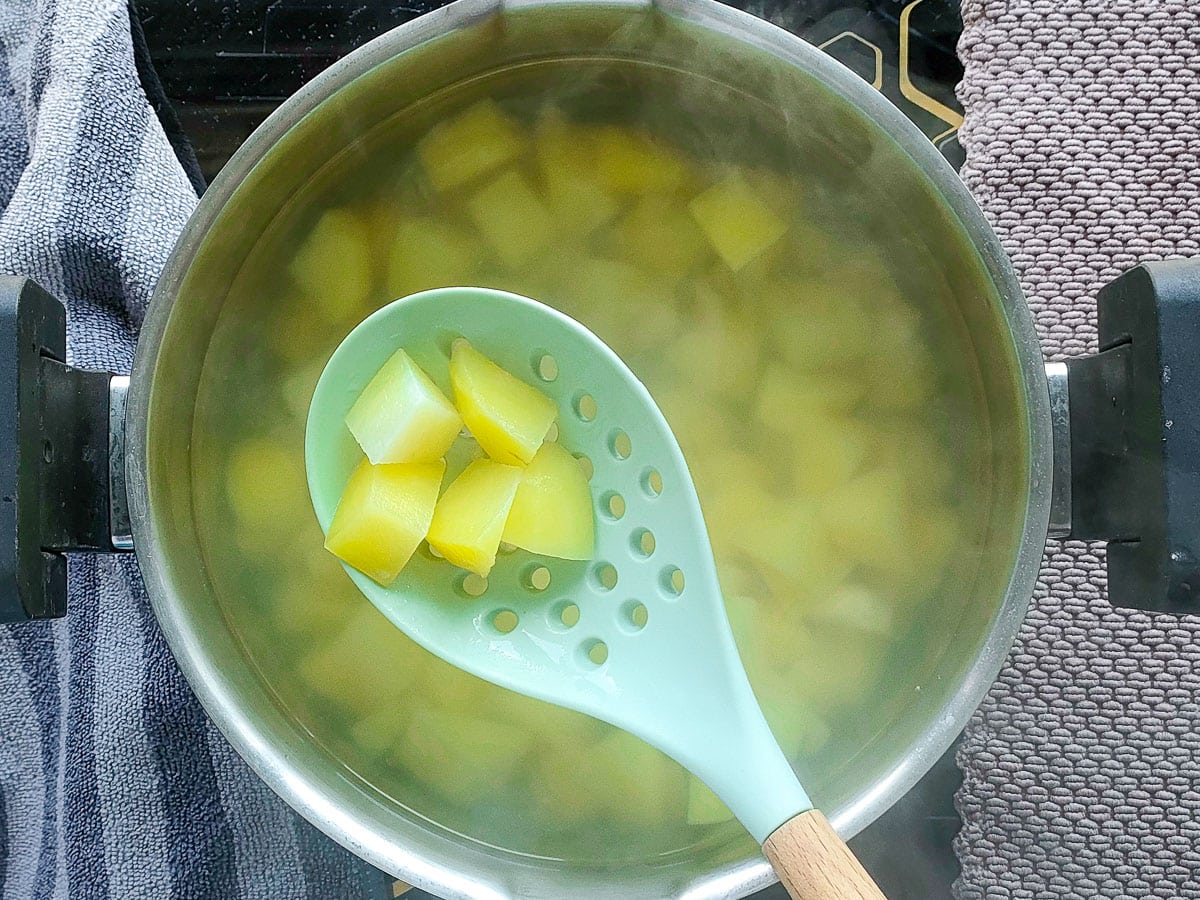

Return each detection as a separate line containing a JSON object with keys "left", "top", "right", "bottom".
{"left": 127, "top": 0, "right": 1053, "bottom": 896}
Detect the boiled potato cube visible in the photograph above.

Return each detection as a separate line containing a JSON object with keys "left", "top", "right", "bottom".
{"left": 528, "top": 742, "right": 613, "bottom": 826}
{"left": 594, "top": 125, "right": 690, "bottom": 195}
{"left": 664, "top": 322, "right": 758, "bottom": 401}
{"left": 752, "top": 363, "right": 864, "bottom": 433}
{"left": 225, "top": 437, "right": 309, "bottom": 540}
{"left": 802, "top": 583, "right": 894, "bottom": 639}
{"left": 792, "top": 632, "right": 879, "bottom": 711}
{"left": 289, "top": 207, "right": 374, "bottom": 322}
{"left": 401, "top": 708, "right": 534, "bottom": 806}
{"left": 560, "top": 257, "right": 679, "bottom": 355}
{"left": 686, "top": 777, "right": 734, "bottom": 826}
{"left": 417, "top": 99, "right": 524, "bottom": 192}
{"left": 784, "top": 421, "right": 871, "bottom": 499}
{"left": 819, "top": 467, "right": 908, "bottom": 569}
{"left": 589, "top": 730, "right": 686, "bottom": 827}
{"left": 298, "top": 603, "right": 423, "bottom": 719}
{"left": 345, "top": 349, "right": 462, "bottom": 464}
{"left": 534, "top": 113, "right": 622, "bottom": 237}
{"left": 324, "top": 459, "right": 445, "bottom": 585}
{"left": 769, "top": 298, "right": 874, "bottom": 373}
{"left": 501, "top": 441, "right": 594, "bottom": 559}
{"left": 386, "top": 216, "right": 481, "bottom": 298}
{"left": 614, "top": 194, "right": 707, "bottom": 279}
{"left": 450, "top": 339, "right": 556, "bottom": 465}
{"left": 689, "top": 177, "right": 787, "bottom": 271}
{"left": 427, "top": 459, "right": 523, "bottom": 577}
{"left": 465, "top": 169, "right": 556, "bottom": 269}
{"left": 270, "top": 557, "right": 354, "bottom": 639}
{"left": 349, "top": 707, "right": 408, "bottom": 759}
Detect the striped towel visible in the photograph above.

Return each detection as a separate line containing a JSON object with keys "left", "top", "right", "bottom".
{"left": 0, "top": 1, "right": 377, "bottom": 896}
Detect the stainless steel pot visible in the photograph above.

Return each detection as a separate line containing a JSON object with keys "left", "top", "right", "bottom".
{"left": 3, "top": 1, "right": 1197, "bottom": 898}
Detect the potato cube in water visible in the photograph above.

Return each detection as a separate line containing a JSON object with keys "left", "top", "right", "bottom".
{"left": 534, "top": 114, "right": 622, "bottom": 237}
{"left": 614, "top": 194, "right": 708, "bottom": 279}
{"left": 289, "top": 208, "right": 375, "bottom": 322}
{"left": 802, "top": 583, "right": 894, "bottom": 639}
{"left": 427, "top": 459, "right": 523, "bottom": 577}
{"left": 345, "top": 349, "right": 462, "bottom": 464}
{"left": 324, "top": 459, "right": 445, "bottom": 585}
{"left": 752, "top": 363, "right": 864, "bottom": 432}
{"left": 689, "top": 177, "right": 787, "bottom": 271}
{"left": 562, "top": 257, "right": 679, "bottom": 354}
{"left": 417, "top": 99, "right": 525, "bottom": 192}
{"left": 401, "top": 707, "right": 535, "bottom": 806}
{"left": 386, "top": 216, "right": 481, "bottom": 299}
{"left": 588, "top": 731, "right": 686, "bottom": 827}
{"left": 225, "top": 437, "right": 309, "bottom": 540}
{"left": 594, "top": 125, "right": 690, "bottom": 195}
{"left": 664, "top": 323, "right": 758, "bottom": 401}
{"left": 298, "top": 603, "right": 423, "bottom": 719}
{"left": 465, "top": 169, "right": 556, "bottom": 269}
{"left": 502, "top": 441, "right": 594, "bottom": 560}
{"left": 449, "top": 339, "right": 556, "bottom": 465}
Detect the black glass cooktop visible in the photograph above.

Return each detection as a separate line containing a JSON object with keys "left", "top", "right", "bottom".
{"left": 134, "top": 2, "right": 966, "bottom": 897}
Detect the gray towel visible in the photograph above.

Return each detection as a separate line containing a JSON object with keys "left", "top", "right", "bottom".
{"left": 0, "top": 1, "right": 374, "bottom": 896}
{"left": 954, "top": 2, "right": 1200, "bottom": 897}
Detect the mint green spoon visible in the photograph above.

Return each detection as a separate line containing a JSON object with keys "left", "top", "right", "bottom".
{"left": 305, "top": 287, "right": 884, "bottom": 900}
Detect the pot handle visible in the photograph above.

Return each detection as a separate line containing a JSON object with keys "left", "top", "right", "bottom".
{"left": 1052, "top": 257, "right": 1200, "bottom": 614}
{"left": 0, "top": 277, "right": 130, "bottom": 624}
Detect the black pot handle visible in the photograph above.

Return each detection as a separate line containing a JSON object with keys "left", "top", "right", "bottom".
{"left": 0, "top": 277, "right": 128, "bottom": 624}
{"left": 1052, "top": 257, "right": 1200, "bottom": 614}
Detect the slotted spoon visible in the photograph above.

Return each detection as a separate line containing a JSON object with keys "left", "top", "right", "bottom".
{"left": 305, "top": 287, "right": 885, "bottom": 900}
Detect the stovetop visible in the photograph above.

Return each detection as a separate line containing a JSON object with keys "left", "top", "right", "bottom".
{"left": 135, "top": 2, "right": 966, "bottom": 897}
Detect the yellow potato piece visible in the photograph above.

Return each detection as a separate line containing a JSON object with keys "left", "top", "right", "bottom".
{"left": 752, "top": 362, "right": 864, "bottom": 432}
{"left": 427, "top": 458, "right": 523, "bottom": 577}
{"left": 589, "top": 730, "right": 686, "bottom": 827}
{"left": 465, "top": 169, "right": 556, "bottom": 269}
{"left": 297, "top": 602, "right": 424, "bottom": 720}
{"left": 501, "top": 441, "right": 594, "bottom": 559}
{"left": 614, "top": 194, "right": 707, "bottom": 280}
{"left": 449, "top": 339, "right": 556, "bottom": 465}
{"left": 664, "top": 322, "right": 758, "bottom": 401}
{"left": 689, "top": 176, "right": 787, "bottom": 271}
{"left": 324, "top": 458, "right": 445, "bottom": 585}
{"left": 534, "top": 113, "right": 622, "bottom": 238}
{"left": 417, "top": 99, "right": 525, "bottom": 192}
{"left": 289, "top": 207, "right": 375, "bottom": 323}
{"left": 386, "top": 216, "right": 481, "bottom": 298}
{"left": 558, "top": 257, "right": 679, "bottom": 355}
{"left": 345, "top": 349, "right": 463, "bottom": 464}
{"left": 594, "top": 125, "right": 690, "bottom": 195}
{"left": 225, "top": 437, "right": 309, "bottom": 543}
{"left": 401, "top": 707, "right": 535, "bottom": 806}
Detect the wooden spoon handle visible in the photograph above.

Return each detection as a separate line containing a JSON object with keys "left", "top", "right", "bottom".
{"left": 762, "top": 809, "right": 887, "bottom": 899}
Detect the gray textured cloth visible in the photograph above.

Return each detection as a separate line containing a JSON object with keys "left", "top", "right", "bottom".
{"left": 954, "top": 2, "right": 1200, "bottom": 898}
{"left": 0, "top": 1, "right": 372, "bottom": 896}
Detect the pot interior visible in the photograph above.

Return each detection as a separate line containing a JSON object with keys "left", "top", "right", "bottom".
{"left": 142, "top": 3, "right": 1033, "bottom": 895}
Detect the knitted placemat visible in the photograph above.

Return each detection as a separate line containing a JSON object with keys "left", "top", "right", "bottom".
{"left": 953, "top": 2, "right": 1200, "bottom": 897}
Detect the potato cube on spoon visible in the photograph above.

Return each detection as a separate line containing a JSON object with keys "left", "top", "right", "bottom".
{"left": 449, "top": 338, "right": 556, "bottom": 465}
{"left": 502, "top": 441, "right": 594, "bottom": 559}
{"left": 345, "top": 348, "right": 463, "bottom": 464}
{"left": 427, "top": 458, "right": 523, "bottom": 577}
{"left": 324, "top": 459, "right": 445, "bottom": 585}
